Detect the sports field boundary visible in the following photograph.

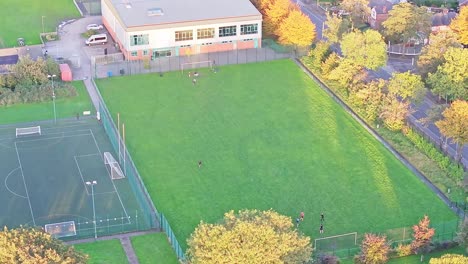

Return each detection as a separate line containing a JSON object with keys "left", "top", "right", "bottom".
{"left": 294, "top": 58, "right": 463, "bottom": 219}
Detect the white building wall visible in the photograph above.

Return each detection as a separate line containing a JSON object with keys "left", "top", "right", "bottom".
{"left": 101, "top": 0, "right": 127, "bottom": 47}
{"left": 124, "top": 19, "right": 262, "bottom": 51}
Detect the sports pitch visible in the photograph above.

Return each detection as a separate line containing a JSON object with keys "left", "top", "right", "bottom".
{"left": 0, "top": 118, "right": 149, "bottom": 238}
{"left": 97, "top": 59, "right": 457, "bottom": 248}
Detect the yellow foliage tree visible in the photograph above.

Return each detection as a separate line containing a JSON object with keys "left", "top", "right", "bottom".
{"left": 277, "top": 9, "right": 316, "bottom": 47}
{"left": 450, "top": 6, "right": 468, "bottom": 45}
{"left": 435, "top": 100, "right": 468, "bottom": 162}
{"left": 187, "top": 209, "right": 312, "bottom": 264}
{"left": 429, "top": 254, "right": 468, "bottom": 264}
{"left": 0, "top": 226, "right": 87, "bottom": 264}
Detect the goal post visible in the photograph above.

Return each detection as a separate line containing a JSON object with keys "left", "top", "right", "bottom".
{"left": 104, "top": 152, "right": 125, "bottom": 180}
{"left": 16, "top": 126, "right": 41, "bottom": 137}
{"left": 181, "top": 60, "right": 213, "bottom": 74}
{"left": 314, "top": 232, "right": 358, "bottom": 251}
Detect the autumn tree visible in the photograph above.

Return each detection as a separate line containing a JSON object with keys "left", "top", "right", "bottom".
{"left": 326, "top": 58, "right": 362, "bottom": 89}
{"left": 382, "top": 2, "right": 431, "bottom": 44}
{"left": 309, "top": 41, "right": 331, "bottom": 67}
{"left": 321, "top": 52, "right": 340, "bottom": 76}
{"left": 429, "top": 254, "right": 468, "bottom": 264}
{"left": 349, "top": 79, "right": 385, "bottom": 123}
{"left": 417, "top": 30, "right": 462, "bottom": 78}
{"left": 340, "top": 29, "right": 387, "bottom": 70}
{"left": 323, "top": 13, "right": 350, "bottom": 44}
{"left": 277, "top": 9, "right": 316, "bottom": 47}
{"left": 450, "top": 6, "right": 468, "bottom": 45}
{"left": 187, "top": 209, "right": 312, "bottom": 264}
{"left": 0, "top": 226, "right": 87, "bottom": 263}
{"left": 340, "top": 0, "right": 370, "bottom": 27}
{"left": 379, "top": 95, "right": 411, "bottom": 131}
{"left": 387, "top": 71, "right": 425, "bottom": 102}
{"left": 264, "top": 0, "right": 295, "bottom": 37}
{"left": 355, "top": 233, "right": 390, "bottom": 264}
{"left": 427, "top": 47, "right": 468, "bottom": 101}
{"left": 435, "top": 100, "right": 468, "bottom": 162}
{"left": 411, "top": 215, "right": 435, "bottom": 254}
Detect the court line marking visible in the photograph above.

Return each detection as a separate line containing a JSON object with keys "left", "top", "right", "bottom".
{"left": 0, "top": 129, "right": 93, "bottom": 142}
{"left": 90, "top": 129, "right": 131, "bottom": 225}
{"left": 74, "top": 152, "right": 117, "bottom": 196}
{"left": 4, "top": 167, "right": 28, "bottom": 198}
{"left": 74, "top": 156, "right": 91, "bottom": 196}
{"left": 15, "top": 142, "right": 36, "bottom": 226}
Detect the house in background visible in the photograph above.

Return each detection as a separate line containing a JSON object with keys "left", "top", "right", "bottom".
{"left": 368, "top": 0, "right": 394, "bottom": 29}
{"left": 431, "top": 8, "right": 457, "bottom": 33}
{"left": 101, "top": 0, "right": 262, "bottom": 60}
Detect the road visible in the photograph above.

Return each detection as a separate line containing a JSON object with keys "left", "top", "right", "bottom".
{"left": 296, "top": 0, "right": 468, "bottom": 169}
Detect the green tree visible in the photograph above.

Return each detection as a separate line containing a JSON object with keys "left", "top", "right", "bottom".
{"left": 355, "top": 233, "right": 390, "bottom": 264}
{"left": 308, "top": 41, "right": 331, "bottom": 68}
{"left": 411, "top": 215, "right": 435, "bottom": 254}
{"left": 417, "top": 30, "right": 462, "bottom": 78}
{"left": 387, "top": 71, "right": 425, "bottom": 102}
{"left": 321, "top": 52, "right": 340, "bottom": 76}
{"left": 450, "top": 6, "right": 468, "bottom": 46}
{"left": 8, "top": 55, "right": 49, "bottom": 87}
{"left": 277, "top": 9, "right": 316, "bottom": 47}
{"left": 382, "top": 2, "right": 431, "bottom": 44}
{"left": 326, "top": 58, "right": 362, "bottom": 88}
{"left": 429, "top": 254, "right": 468, "bottom": 264}
{"left": 435, "top": 100, "right": 468, "bottom": 162}
{"left": 456, "top": 218, "right": 468, "bottom": 254}
{"left": 187, "top": 209, "right": 312, "bottom": 264}
{"left": 0, "top": 226, "right": 87, "bottom": 263}
{"left": 427, "top": 47, "right": 468, "bottom": 101}
{"left": 379, "top": 95, "right": 411, "bottom": 131}
{"left": 340, "top": 30, "right": 387, "bottom": 70}
{"left": 349, "top": 79, "right": 385, "bottom": 123}
{"left": 323, "top": 13, "right": 350, "bottom": 44}
{"left": 340, "top": 0, "right": 370, "bottom": 27}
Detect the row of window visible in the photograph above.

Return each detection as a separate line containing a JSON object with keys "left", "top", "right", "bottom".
{"left": 175, "top": 24, "right": 258, "bottom": 42}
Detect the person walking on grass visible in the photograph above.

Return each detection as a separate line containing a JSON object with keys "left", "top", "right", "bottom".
{"left": 321, "top": 212, "right": 324, "bottom": 222}
{"left": 198, "top": 161, "right": 202, "bottom": 168}
{"left": 300, "top": 211, "right": 304, "bottom": 221}
{"left": 319, "top": 223, "right": 324, "bottom": 234}
{"left": 296, "top": 218, "right": 300, "bottom": 227}
{"left": 192, "top": 78, "right": 197, "bottom": 85}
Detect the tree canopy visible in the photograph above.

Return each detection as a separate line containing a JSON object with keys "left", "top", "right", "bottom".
{"left": 356, "top": 233, "right": 390, "bottom": 264}
{"left": 429, "top": 254, "right": 468, "bottom": 264}
{"left": 187, "top": 209, "right": 312, "bottom": 264}
{"left": 277, "top": 9, "right": 316, "bottom": 47}
{"left": 340, "top": 0, "right": 370, "bottom": 27}
{"left": 411, "top": 215, "right": 435, "bottom": 254}
{"left": 387, "top": 71, "right": 425, "bottom": 101}
{"left": 340, "top": 29, "right": 387, "bottom": 70}
{"left": 435, "top": 100, "right": 468, "bottom": 162}
{"left": 323, "top": 13, "right": 350, "bottom": 44}
{"left": 0, "top": 226, "right": 87, "bottom": 264}
{"left": 382, "top": 2, "right": 431, "bottom": 43}
{"left": 450, "top": 6, "right": 468, "bottom": 45}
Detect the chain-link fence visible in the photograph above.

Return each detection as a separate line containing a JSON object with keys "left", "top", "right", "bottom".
{"left": 75, "top": 0, "right": 101, "bottom": 16}
{"left": 92, "top": 46, "right": 293, "bottom": 79}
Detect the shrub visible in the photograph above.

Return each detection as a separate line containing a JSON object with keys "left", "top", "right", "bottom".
{"left": 317, "top": 253, "right": 340, "bottom": 264}
{"left": 396, "top": 243, "right": 412, "bottom": 257}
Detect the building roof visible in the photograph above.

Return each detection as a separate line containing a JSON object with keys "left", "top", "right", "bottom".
{"left": 369, "top": 0, "right": 394, "bottom": 14}
{"left": 109, "top": 0, "right": 262, "bottom": 28}
{"left": 432, "top": 11, "right": 457, "bottom": 27}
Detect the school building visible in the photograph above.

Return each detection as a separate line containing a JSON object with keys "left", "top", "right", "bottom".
{"left": 101, "top": 0, "right": 263, "bottom": 60}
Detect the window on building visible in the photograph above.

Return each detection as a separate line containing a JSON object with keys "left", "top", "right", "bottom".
{"left": 143, "top": 50, "right": 148, "bottom": 56}
{"left": 175, "top": 30, "right": 193, "bottom": 41}
{"left": 197, "top": 28, "right": 215, "bottom": 39}
{"left": 131, "top": 51, "right": 138, "bottom": 56}
{"left": 130, "top": 34, "right": 149, "bottom": 46}
{"left": 240, "top": 24, "right": 258, "bottom": 35}
{"left": 219, "top": 26, "right": 237, "bottom": 37}
{"left": 153, "top": 50, "right": 172, "bottom": 58}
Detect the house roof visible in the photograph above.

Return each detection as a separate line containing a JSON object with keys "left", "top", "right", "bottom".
{"left": 369, "top": 0, "right": 394, "bottom": 14}
{"left": 108, "top": 0, "right": 262, "bottom": 28}
{"left": 432, "top": 11, "right": 457, "bottom": 27}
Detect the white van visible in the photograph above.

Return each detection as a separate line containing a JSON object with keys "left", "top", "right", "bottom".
{"left": 85, "top": 34, "right": 108, "bottom": 45}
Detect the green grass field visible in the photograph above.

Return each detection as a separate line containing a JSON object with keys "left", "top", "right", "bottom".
{"left": 74, "top": 239, "right": 128, "bottom": 264}
{"left": 0, "top": 0, "right": 80, "bottom": 47}
{"left": 97, "top": 60, "right": 457, "bottom": 249}
{"left": 0, "top": 81, "right": 93, "bottom": 125}
{"left": 131, "top": 233, "right": 179, "bottom": 264}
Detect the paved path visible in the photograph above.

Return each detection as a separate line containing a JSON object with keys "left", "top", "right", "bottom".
{"left": 67, "top": 229, "right": 160, "bottom": 264}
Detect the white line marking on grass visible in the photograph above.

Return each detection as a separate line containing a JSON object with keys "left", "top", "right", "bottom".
{"left": 74, "top": 156, "right": 90, "bottom": 196}
{"left": 15, "top": 142, "right": 36, "bottom": 226}
{"left": 90, "top": 129, "right": 130, "bottom": 224}
{"left": 4, "top": 167, "right": 27, "bottom": 198}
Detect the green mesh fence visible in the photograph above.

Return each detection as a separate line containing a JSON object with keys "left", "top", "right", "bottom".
{"left": 94, "top": 79, "right": 186, "bottom": 260}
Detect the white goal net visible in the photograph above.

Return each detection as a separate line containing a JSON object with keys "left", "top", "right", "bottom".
{"left": 104, "top": 152, "right": 125, "bottom": 180}
{"left": 314, "top": 232, "right": 358, "bottom": 251}
{"left": 16, "top": 126, "right": 41, "bottom": 137}
{"left": 181, "top": 60, "right": 213, "bottom": 74}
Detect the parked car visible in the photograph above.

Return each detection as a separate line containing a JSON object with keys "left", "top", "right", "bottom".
{"left": 85, "top": 34, "right": 108, "bottom": 45}
{"left": 86, "top": 24, "right": 103, "bottom": 31}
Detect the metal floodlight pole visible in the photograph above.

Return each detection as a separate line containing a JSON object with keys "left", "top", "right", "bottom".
{"left": 86, "top": 181, "right": 98, "bottom": 239}
{"left": 48, "top": 74, "right": 57, "bottom": 123}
